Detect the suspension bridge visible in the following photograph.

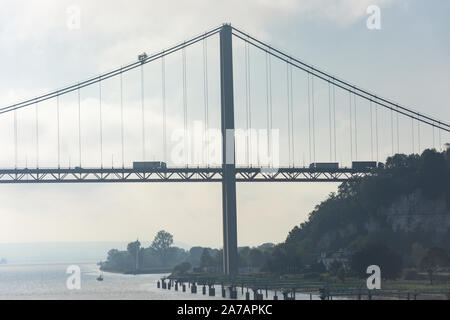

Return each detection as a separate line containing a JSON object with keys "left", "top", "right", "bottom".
{"left": 1, "top": 24, "right": 449, "bottom": 275}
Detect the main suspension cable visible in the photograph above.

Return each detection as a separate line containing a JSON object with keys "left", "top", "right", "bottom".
{"left": 1, "top": 26, "right": 222, "bottom": 115}
{"left": 231, "top": 27, "right": 450, "bottom": 131}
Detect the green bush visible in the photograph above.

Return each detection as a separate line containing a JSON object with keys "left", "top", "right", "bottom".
{"left": 402, "top": 268, "right": 419, "bottom": 280}
{"left": 302, "top": 272, "right": 321, "bottom": 280}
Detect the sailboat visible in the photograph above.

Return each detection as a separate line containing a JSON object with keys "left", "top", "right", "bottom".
{"left": 97, "top": 272, "right": 104, "bottom": 281}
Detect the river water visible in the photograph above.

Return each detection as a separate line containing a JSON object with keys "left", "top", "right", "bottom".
{"left": 0, "top": 263, "right": 320, "bottom": 300}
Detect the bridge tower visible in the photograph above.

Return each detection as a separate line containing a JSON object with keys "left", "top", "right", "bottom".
{"left": 219, "top": 24, "right": 238, "bottom": 275}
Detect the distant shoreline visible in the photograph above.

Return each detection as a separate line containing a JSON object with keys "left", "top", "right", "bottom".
{"left": 100, "top": 267, "right": 172, "bottom": 275}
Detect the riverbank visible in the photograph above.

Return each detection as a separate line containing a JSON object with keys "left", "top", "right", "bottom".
{"left": 167, "top": 272, "right": 450, "bottom": 300}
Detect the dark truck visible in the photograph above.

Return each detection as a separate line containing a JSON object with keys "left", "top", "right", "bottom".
{"left": 309, "top": 162, "right": 339, "bottom": 169}
{"left": 352, "top": 161, "right": 377, "bottom": 170}
{"left": 133, "top": 161, "right": 167, "bottom": 170}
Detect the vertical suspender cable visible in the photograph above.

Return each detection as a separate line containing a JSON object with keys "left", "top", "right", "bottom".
{"left": 99, "top": 78, "right": 103, "bottom": 168}
{"left": 265, "top": 51, "right": 270, "bottom": 166}
{"left": 286, "top": 62, "right": 291, "bottom": 167}
{"left": 307, "top": 73, "right": 312, "bottom": 165}
{"left": 57, "top": 94, "right": 60, "bottom": 169}
{"left": 182, "top": 46, "right": 188, "bottom": 166}
{"left": 202, "top": 38, "right": 209, "bottom": 166}
{"left": 78, "top": 86, "right": 82, "bottom": 167}
{"left": 290, "top": 62, "right": 294, "bottom": 166}
{"left": 396, "top": 108, "right": 400, "bottom": 154}
{"left": 391, "top": 109, "right": 394, "bottom": 155}
{"left": 247, "top": 40, "right": 254, "bottom": 166}
{"left": 268, "top": 51, "right": 273, "bottom": 167}
{"left": 245, "top": 41, "right": 250, "bottom": 166}
{"left": 14, "top": 109, "right": 17, "bottom": 168}
{"left": 375, "top": 101, "right": 379, "bottom": 163}
{"left": 354, "top": 94, "right": 358, "bottom": 161}
{"left": 333, "top": 84, "right": 337, "bottom": 162}
{"left": 411, "top": 117, "right": 415, "bottom": 154}
{"left": 370, "top": 100, "right": 374, "bottom": 161}
{"left": 120, "top": 68, "right": 124, "bottom": 168}
{"left": 432, "top": 121, "right": 435, "bottom": 149}
{"left": 328, "top": 80, "right": 332, "bottom": 162}
{"left": 35, "top": 101, "right": 39, "bottom": 168}
{"left": 349, "top": 91, "right": 353, "bottom": 162}
{"left": 162, "top": 55, "right": 167, "bottom": 165}
{"left": 417, "top": 117, "right": 421, "bottom": 153}
{"left": 248, "top": 41, "right": 255, "bottom": 166}
{"left": 311, "top": 75, "right": 316, "bottom": 163}
{"left": 141, "top": 64, "right": 145, "bottom": 161}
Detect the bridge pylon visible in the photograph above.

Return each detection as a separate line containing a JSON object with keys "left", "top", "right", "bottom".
{"left": 220, "top": 24, "right": 238, "bottom": 275}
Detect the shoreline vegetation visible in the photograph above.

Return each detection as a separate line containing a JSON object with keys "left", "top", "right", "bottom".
{"left": 101, "top": 148, "right": 450, "bottom": 299}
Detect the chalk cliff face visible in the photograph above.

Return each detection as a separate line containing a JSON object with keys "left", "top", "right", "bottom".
{"left": 312, "top": 190, "right": 450, "bottom": 258}
{"left": 384, "top": 190, "right": 450, "bottom": 249}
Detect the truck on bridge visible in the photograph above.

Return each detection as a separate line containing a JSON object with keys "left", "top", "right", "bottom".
{"left": 133, "top": 161, "right": 167, "bottom": 170}
{"left": 351, "top": 161, "right": 377, "bottom": 170}
{"left": 309, "top": 162, "right": 339, "bottom": 169}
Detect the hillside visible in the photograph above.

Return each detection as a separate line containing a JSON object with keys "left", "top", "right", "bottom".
{"left": 267, "top": 148, "right": 450, "bottom": 275}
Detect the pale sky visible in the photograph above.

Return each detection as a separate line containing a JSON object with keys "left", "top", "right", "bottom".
{"left": 0, "top": 0, "right": 449, "bottom": 248}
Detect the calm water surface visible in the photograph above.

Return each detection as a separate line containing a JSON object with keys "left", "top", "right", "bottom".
{"left": 0, "top": 263, "right": 319, "bottom": 300}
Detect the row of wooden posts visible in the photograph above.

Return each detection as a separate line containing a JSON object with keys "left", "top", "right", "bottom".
{"left": 157, "top": 279, "right": 305, "bottom": 300}
{"left": 157, "top": 278, "right": 421, "bottom": 300}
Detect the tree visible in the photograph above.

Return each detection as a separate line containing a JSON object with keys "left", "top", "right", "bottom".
{"left": 248, "top": 248, "right": 265, "bottom": 269}
{"left": 329, "top": 260, "right": 342, "bottom": 276}
{"left": 127, "top": 240, "right": 141, "bottom": 270}
{"left": 411, "top": 243, "right": 427, "bottom": 268}
{"left": 172, "top": 261, "right": 191, "bottom": 275}
{"left": 127, "top": 240, "right": 141, "bottom": 258}
{"left": 200, "top": 249, "right": 214, "bottom": 269}
{"left": 151, "top": 230, "right": 174, "bottom": 265}
{"left": 188, "top": 247, "right": 204, "bottom": 267}
{"left": 337, "top": 267, "right": 346, "bottom": 282}
{"left": 350, "top": 243, "right": 402, "bottom": 280}
{"left": 420, "top": 247, "right": 449, "bottom": 285}
{"left": 418, "top": 149, "right": 448, "bottom": 199}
